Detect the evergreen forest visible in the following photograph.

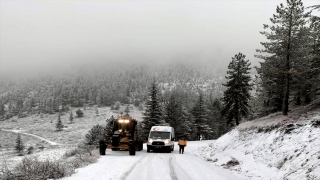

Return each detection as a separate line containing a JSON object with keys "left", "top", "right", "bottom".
{"left": 0, "top": 0, "right": 319, "bottom": 141}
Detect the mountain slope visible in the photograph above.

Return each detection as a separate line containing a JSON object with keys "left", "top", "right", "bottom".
{"left": 196, "top": 100, "right": 320, "bottom": 180}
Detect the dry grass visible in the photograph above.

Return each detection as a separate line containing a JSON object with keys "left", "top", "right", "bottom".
{"left": 0, "top": 157, "right": 71, "bottom": 180}
{"left": 0, "top": 143, "right": 100, "bottom": 179}
{"left": 0, "top": 105, "right": 143, "bottom": 179}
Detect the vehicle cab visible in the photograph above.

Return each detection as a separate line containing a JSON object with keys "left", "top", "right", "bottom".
{"left": 147, "top": 126, "right": 175, "bottom": 153}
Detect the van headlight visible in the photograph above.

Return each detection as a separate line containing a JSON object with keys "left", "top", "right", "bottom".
{"left": 164, "top": 139, "right": 170, "bottom": 144}
{"left": 148, "top": 139, "right": 153, "bottom": 144}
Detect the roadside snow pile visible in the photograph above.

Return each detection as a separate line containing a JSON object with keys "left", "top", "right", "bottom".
{"left": 195, "top": 115, "right": 320, "bottom": 180}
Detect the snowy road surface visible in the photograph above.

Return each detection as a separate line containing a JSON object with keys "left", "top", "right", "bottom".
{"left": 62, "top": 141, "right": 247, "bottom": 180}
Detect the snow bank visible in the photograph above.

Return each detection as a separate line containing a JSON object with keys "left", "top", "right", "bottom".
{"left": 195, "top": 115, "right": 320, "bottom": 180}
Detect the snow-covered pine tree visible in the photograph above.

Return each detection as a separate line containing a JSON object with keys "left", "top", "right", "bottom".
{"left": 105, "top": 115, "right": 115, "bottom": 136}
{"left": 0, "top": 101, "right": 5, "bottom": 118}
{"left": 77, "top": 88, "right": 85, "bottom": 107}
{"left": 125, "top": 105, "right": 130, "bottom": 114}
{"left": 309, "top": 14, "right": 320, "bottom": 99}
{"left": 95, "top": 106, "right": 99, "bottom": 116}
{"left": 69, "top": 110, "right": 73, "bottom": 123}
{"left": 52, "top": 97, "right": 60, "bottom": 112}
{"left": 15, "top": 133, "right": 24, "bottom": 155}
{"left": 60, "top": 87, "right": 69, "bottom": 111}
{"left": 141, "top": 81, "right": 165, "bottom": 138}
{"left": 100, "top": 86, "right": 107, "bottom": 106}
{"left": 85, "top": 124, "right": 105, "bottom": 146}
{"left": 192, "top": 93, "right": 211, "bottom": 140}
{"left": 96, "top": 90, "right": 102, "bottom": 107}
{"left": 177, "top": 106, "right": 193, "bottom": 139}
{"left": 69, "top": 88, "right": 77, "bottom": 107}
{"left": 88, "top": 89, "right": 95, "bottom": 105}
{"left": 46, "top": 98, "right": 54, "bottom": 114}
{"left": 222, "top": 53, "right": 252, "bottom": 129}
{"left": 255, "top": 0, "right": 310, "bottom": 115}
{"left": 56, "top": 111, "right": 63, "bottom": 131}
{"left": 164, "top": 95, "right": 180, "bottom": 131}
{"left": 207, "top": 97, "right": 226, "bottom": 139}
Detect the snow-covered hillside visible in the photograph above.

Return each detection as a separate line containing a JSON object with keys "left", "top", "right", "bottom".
{"left": 195, "top": 104, "right": 320, "bottom": 180}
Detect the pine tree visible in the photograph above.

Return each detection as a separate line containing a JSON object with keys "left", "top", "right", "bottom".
{"left": 96, "top": 90, "right": 102, "bottom": 107}
{"left": 95, "top": 106, "right": 99, "bottom": 116}
{"left": 61, "top": 87, "right": 69, "bottom": 111}
{"left": 85, "top": 124, "right": 105, "bottom": 146}
{"left": 77, "top": 88, "right": 85, "bottom": 107}
{"left": 46, "top": 98, "right": 54, "bottom": 114}
{"left": 309, "top": 14, "right": 320, "bottom": 99}
{"left": 69, "top": 88, "right": 77, "bottom": 107}
{"left": 69, "top": 111, "right": 73, "bottom": 123}
{"left": 207, "top": 97, "right": 226, "bottom": 139}
{"left": 15, "top": 133, "right": 24, "bottom": 155}
{"left": 179, "top": 106, "right": 194, "bottom": 139}
{"left": 141, "top": 81, "right": 165, "bottom": 138}
{"left": 164, "top": 94, "right": 193, "bottom": 138}
{"left": 56, "top": 111, "right": 63, "bottom": 131}
{"left": 124, "top": 105, "right": 130, "bottom": 114}
{"left": 192, "top": 93, "right": 211, "bottom": 140}
{"left": 164, "top": 95, "right": 180, "bottom": 130}
{"left": 88, "top": 89, "right": 95, "bottom": 105}
{"left": 171, "top": 103, "right": 193, "bottom": 140}
{"left": 0, "top": 101, "right": 5, "bottom": 118}
{"left": 222, "top": 53, "right": 252, "bottom": 129}
{"left": 52, "top": 97, "right": 60, "bottom": 112}
{"left": 256, "top": 0, "right": 310, "bottom": 115}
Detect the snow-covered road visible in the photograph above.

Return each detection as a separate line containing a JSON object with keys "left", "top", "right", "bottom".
{"left": 62, "top": 141, "right": 247, "bottom": 180}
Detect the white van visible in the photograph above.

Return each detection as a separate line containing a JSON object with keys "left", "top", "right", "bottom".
{"left": 147, "top": 126, "right": 175, "bottom": 153}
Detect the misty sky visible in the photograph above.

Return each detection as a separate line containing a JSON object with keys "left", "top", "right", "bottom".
{"left": 0, "top": 0, "right": 319, "bottom": 75}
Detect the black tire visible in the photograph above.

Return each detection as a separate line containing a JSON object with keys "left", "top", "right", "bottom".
{"left": 129, "top": 144, "right": 136, "bottom": 156}
{"left": 135, "top": 141, "right": 142, "bottom": 151}
{"left": 111, "top": 148, "right": 118, "bottom": 151}
{"left": 140, "top": 142, "right": 143, "bottom": 151}
{"left": 99, "top": 140, "right": 106, "bottom": 155}
{"left": 147, "top": 147, "right": 150, "bottom": 152}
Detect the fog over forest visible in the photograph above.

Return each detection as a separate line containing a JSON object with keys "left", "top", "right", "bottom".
{"left": 1, "top": 0, "right": 318, "bottom": 77}
{"left": 0, "top": 1, "right": 319, "bottom": 179}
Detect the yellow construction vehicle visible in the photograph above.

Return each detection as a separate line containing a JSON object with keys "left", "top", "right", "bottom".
{"left": 100, "top": 114, "right": 143, "bottom": 156}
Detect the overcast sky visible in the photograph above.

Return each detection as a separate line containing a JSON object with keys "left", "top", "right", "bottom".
{"left": 0, "top": 0, "right": 319, "bottom": 75}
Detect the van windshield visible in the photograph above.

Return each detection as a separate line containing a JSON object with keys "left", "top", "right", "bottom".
{"left": 149, "top": 132, "right": 170, "bottom": 139}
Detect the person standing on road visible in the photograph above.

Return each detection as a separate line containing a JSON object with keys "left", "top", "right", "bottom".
{"left": 178, "top": 136, "right": 187, "bottom": 154}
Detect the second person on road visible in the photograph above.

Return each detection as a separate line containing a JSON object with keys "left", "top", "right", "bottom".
{"left": 178, "top": 136, "right": 187, "bottom": 154}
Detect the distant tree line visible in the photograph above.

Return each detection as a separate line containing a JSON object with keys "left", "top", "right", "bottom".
{"left": 0, "top": 63, "right": 225, "bottom": 121}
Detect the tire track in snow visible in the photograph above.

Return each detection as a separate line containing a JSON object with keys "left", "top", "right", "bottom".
{"left": 120, "top": 155, "right": 147, "bottom": 180}
{"left": 146, "top": 152, "right": 155, "bottom": 179}
{"left": 170, "top": 155, "right": 193, "bottom": 180}
{"left": 168, "top": 156, "right": 178, "bottom": 180}
{"left": 124, "top": 152, "right": 156, "bottom": 180}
